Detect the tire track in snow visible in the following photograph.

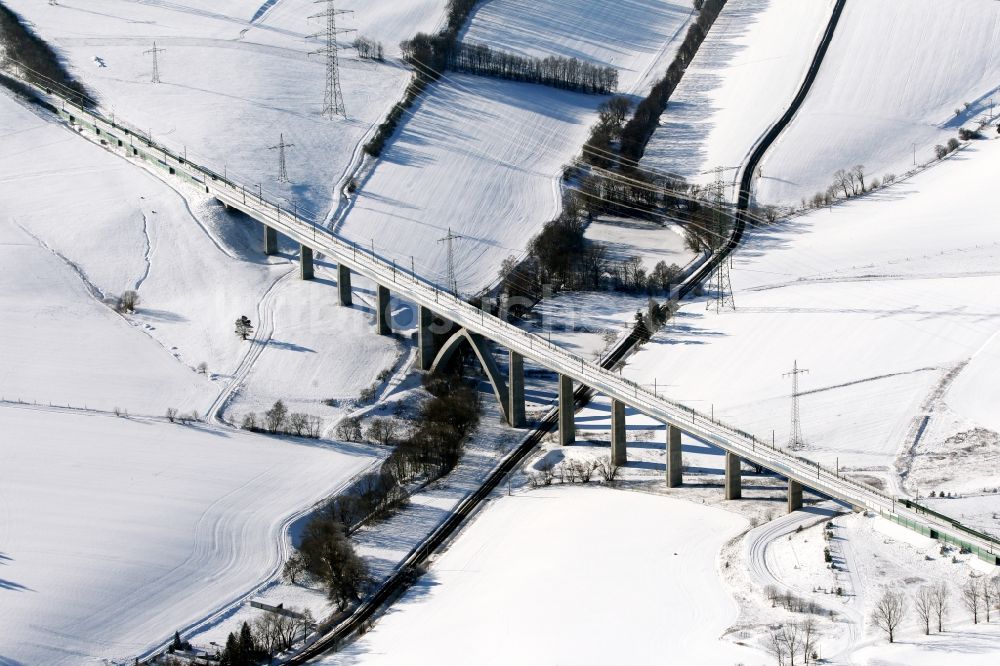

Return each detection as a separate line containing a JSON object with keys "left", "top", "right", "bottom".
{"left": 742, "top": 503, "right": 863, "bottom": 663}
{"left": 205, "top": 267, "right": 297, "bottom": 423}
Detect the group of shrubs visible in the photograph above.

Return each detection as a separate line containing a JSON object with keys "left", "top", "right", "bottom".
{"left": 528, "top": 455, "right": 622, "bottom": 488}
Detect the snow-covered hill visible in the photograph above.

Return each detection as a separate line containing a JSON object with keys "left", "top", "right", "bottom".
{"left": 2, "top": 0, "right": 448, "bottom": 218}
{"left": 0, "top": 406, "right": 374, "bottom": 666}
{"left": 624, "top": 136, "right": 1000, "bottom": 502}
{"left": 341, "top": 0, "right": 696, "bottom": 293}
{"left": 640, "top": 0, "right": 835, "bottom": 192}
{"left": 757, "top": 0, "right": 1000, "bottom": 205}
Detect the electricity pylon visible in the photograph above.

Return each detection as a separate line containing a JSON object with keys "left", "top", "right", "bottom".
{"left": 707, "top": 166, "right": 735, "bottom": 313}
{"left": 144, "top": 42, "right": 166, "bottom": 83}
{"left": 268, "top": 134, "right": 294, "bottom": 183}
{"left": 309, "top": 0, "right": 354, "bottom": 119}
{"left": 784, "top": 360, "right": 809, "bottom": 449}
{"left": 708, "top": 256, "right": 736, "bottom": 313}
{"left": 438, "top": 228, "right": 463, "bottom": 296}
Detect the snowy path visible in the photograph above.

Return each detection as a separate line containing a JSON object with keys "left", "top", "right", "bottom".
{"left": 205, "top": 267, "right": 296, "bottom": 422}
{"left": 742, "top": 503, "right": 865, "bottom": 660}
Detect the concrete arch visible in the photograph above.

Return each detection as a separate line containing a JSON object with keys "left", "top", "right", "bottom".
{"left": 430, "top": 328, "right": 510, "bottom": 424}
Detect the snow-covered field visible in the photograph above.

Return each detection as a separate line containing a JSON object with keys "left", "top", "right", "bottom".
{"left": 583, "top": 215, "right": 696, "bottom": 273}
{"left": 323, "top": 486, "right": 764, "bottom": 666}
{"left": 622, "top": 137, "right": 1000, "bottom": 508}
{"left": 0, "top": 84, "right": 398, "bottom": 663}
{"left": 756, "top": 0, "right": 1000, "bottom": 205}
{"left": 753, "top": 510, "right": 1000, "bottom": 663}
{"left": 338, "top": 74, "right": 599, "bottom": 293}
{"left": 340, "top": 1, "right": 697, "bottom": 293}
{"left": 3, "top": 0, "right": 448, "bottom": 218}
{"left": 0, "top": 406, "right": 375, "bottom": 666}
{"left": 462, "top": 0, "right": 694, "bottom": 94}
{"left": 641, "top": 0, "right": 834, "bottom": 190}
{"left": 0, "top": 90, "right": 401, "bottom": 424}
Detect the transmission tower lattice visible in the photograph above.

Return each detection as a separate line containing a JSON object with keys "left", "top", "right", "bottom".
{"left": 438, "top": 228, "right": 464, "bottom": 296}
{"left": 784, "top": 360, "right": 809, "bottom": 450}
{"left": 144, "top": 42, "right": 166, "bottom": 83}
{"left": 309, "top": 0, "right": 355, "bottom": 119}
{"left": 707, "top": 166, "right": 735, "bottom": 313}
{"left": 268, "top": 134, "right": 294, "bottom": 183}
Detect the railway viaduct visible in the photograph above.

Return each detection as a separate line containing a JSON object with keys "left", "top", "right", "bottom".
{"left": 13, "top": 64, "right": 999, "bottom": 564}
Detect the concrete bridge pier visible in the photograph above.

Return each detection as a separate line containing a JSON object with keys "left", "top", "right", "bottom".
{"left": 611, "top": 399, "right": 627, "bottom": 466}
{"left": 558, "top": 374, "right": 575, "bottom": 446}
{"left": 788, "top": 478, "right": 803, "bottom": 513}
{"left": 337, "top": 264, "right": 352, "bottom": 307}
{"left": 666, "top": 424, "right": 682, "bottom": 487}
{"left": 300, "top": 245, "right": 314, "bottom": 280}
{"left": 376, "top": 285, "right": 391, "bottom": 335}
{"left": 264, "top": 225, "right": 278, "bottom": 256}
{"left": 508, "top": 351, "right": 525, "bottom": 428}
{"left": 725, "top": 452, "right": 742, "bottom": 500}
{"left": 417, "top": 305, "right": 436, "bottom": 371}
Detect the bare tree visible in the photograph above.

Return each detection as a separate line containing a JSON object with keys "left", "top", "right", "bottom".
{"left": 765, "top": 627, "right": 788, "bottom": 666}
{"left": 801, "top": 618, "right": 818, "bottom": 665}
{"left": 595, "top": 456, "right": 621, "bottom": 485}
{"left": 982, "top": 577, "right": 996, "bottom": 623}
{"left": 288, "top": 412, "right": 308, "bottom": 437}
{"left": 780, "top": 623, "right": 801, "bottom": 665}
{"left": 117, "top": 289, "right": 140, "bottom": 313}
{"left": 283, "top": 552, "right": 306, "bottom": 584}
{"left": 872, "top": 588, "right": 907, "bottom": 643}
{"left": 851, "top": 164, "right": 866, "bottom": 193}
{"left": 914, "top": 585, "right": 934, "bottom": 634}
{"left": 265, "top": 399, "right": 288, "bottom": 434}
{"left": 931, "top": 581, "right": 951, "bottom": 632}
{"left": 365, "top": 417, "right": 400, "bottom": 446}
{"left": 335, "top": 416, "right": 363, "bottom": 442}
{"left": 963, "top": 578, "right": 983, "bottom": 624}
{"left": 165, "top": 407, "right": 178, "bottom": 423}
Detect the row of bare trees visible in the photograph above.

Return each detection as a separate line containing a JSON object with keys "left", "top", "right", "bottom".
{"left": 619, "top": 0, "right": 728, "bottom": 162}
{"left": 765, "top": 618, "right": 819, "bottom": 666}
{"left": 450, "top": 41, "right": 618, "bottom": 94}
{"left": 353, "top": 36, "right": 384, "bottom": 61}
{"left": 241, "top": 399, "right": 323, "bottom": 438}
{"left": 874, "top": 575, "right": 1000, "bottom": 644}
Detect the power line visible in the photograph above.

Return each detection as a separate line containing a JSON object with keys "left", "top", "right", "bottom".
{"left": 308, "top": 0, "right": 354, "bottom": 119}
{"left": 783, "top": 360, "right": 810, "bottom": 450}
{"left": 144, "top": 42, "right": 166, "bottom": 83}
{"left": 268, "top": 133, "right": 294, "bottom": 183}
